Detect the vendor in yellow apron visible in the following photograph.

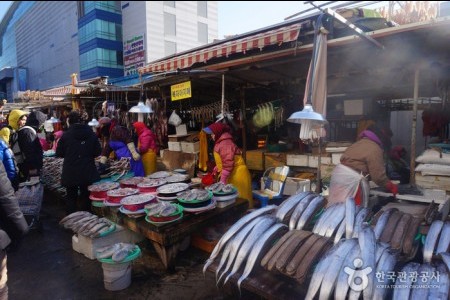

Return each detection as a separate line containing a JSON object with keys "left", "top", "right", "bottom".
{"left": 204, "top": 122, "right": 253, "bottom": 208}
{"left": 132, "top": 121, "right": 158, "bottom": 176}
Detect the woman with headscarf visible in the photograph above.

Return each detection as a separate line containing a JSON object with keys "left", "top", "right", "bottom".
{"left": 132, "top": 122, "right": 158, "bottom": 175}
{"left": 328, "top": 124, "right": 398, "bottom": 206}
{"left": 0, "top": 127, "right": 19, "bottom": 190}
{"left": 51, "top": 130, "right": 64, "bottom": 151}
{"left": 203, "top": 123, "right": 253, "bottom": 207}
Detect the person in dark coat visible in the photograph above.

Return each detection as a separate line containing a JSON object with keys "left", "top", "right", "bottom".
{"left": 56, "top": 111, "right": 102, "bottom": 214}
{"left": 0, "top": 162, "right": 29, "bottom": 298}
{"left": 16, "top": 110, "right": 46, "bottom": 181}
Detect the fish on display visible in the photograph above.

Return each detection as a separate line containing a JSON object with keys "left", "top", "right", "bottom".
{"left": 276, "top": 191, "right": 313, "bottom": 224}
{"left": 436, "top": 221, "right": 450, "bottom": 254}
{"left": 423, "top": 220, "right": 444, "bottom": 263}
{"left": 296, "top": 195, "right": 325, "bottom": 230}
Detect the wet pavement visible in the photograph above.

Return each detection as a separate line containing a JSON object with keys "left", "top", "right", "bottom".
{"left": 6, "top": 190, "right": 242, "bottom": 299}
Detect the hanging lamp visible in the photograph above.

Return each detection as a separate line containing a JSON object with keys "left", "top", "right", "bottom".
{"left": 129, "top": 99, "right": 153, "bottom": 122}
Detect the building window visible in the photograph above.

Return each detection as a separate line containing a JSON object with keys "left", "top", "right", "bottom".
{"left": 198, "top": 22, "right": 208, "bottom": 43}
{"left": 198, "top": 1, "right": 207, "bottom": 17}
{"left": 164, "top": 13, "right": 176, "bottom": 36}
{"left": 84, "top": 1, "right": 121, "bottom": 14}
{"left": 164, "top": 1, "right": 175, "bottom": 8}
{"left": 165, "top": 41, "right": 177, "bottom": 56}
{"left": 80, "top": 48, "right": 123, "bottom": 71}
{"left": 79, "top": 20, "right": 122, "bottom": 44}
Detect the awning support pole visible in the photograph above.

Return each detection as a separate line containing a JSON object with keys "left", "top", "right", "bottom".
{"left": 410, "top": 68, "right": 419, "bottom": 185}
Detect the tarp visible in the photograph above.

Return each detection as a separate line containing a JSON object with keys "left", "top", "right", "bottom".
{"left": 139, "top": 23, "right": 301, "bottom": 74}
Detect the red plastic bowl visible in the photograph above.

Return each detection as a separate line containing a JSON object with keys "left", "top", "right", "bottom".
{"left": 149, "top": 214, "right": 180, "bottom": 222}
{"left": 90, "top": 191, "right": 108, "bottom": 199}
{"left": 121, "top": 194, "right": 156, "bottom": 212}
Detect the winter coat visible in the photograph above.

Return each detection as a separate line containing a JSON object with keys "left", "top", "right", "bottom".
{"left": 0, "top": 140, "right": 17, "bottom": 182}
{"left": 213, "top": 132, "right": 241, "bottom": 173}
{"left": 8, "top": 109, "right": 27, "bottom": 131}
{"left": 340, "top": 137, "right": 390, "bottom": 188}
{"left": 0, "top": 163, "right": 28, "bottom": 250}
{"left": 133, "top": 122, "right": 158, "bottom": 153}
{"left": 101, "top": 125, "right": 132, "bottom": 157}
{"left": 109, "top": 140, "right": 144, "bottom": 176}
{"left": 56, "top": 124, "right": 102, "bottom": 187}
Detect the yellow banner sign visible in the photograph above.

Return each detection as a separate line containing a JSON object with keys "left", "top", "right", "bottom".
{"left": 171, "top": 81, "right": 192, "bottom": 101}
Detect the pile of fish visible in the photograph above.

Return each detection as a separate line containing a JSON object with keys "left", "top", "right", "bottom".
{"left": 145, "top": 202, "right": 178, "bottom": 217}
{"left": 96, "top": 157, "right": 130, "bottom": 179}
{"left": 59, "top": 211, "right": 115, "bottom": 238}
{"left": 177, "top": 189, "right": 211, "bottom": 201}
{"left": 275, "top": 191, "right": 326, "bottom": 231}
{"left": 422, "top": 220, "right": 450, "bottom": 262}
{"left": 312, "top": 197, "right": 371, "bottom": 244}
{"left": 372, "top": 208, "right": 421, "bottom": 258}
{"left": 205, "top": 183, "right": 236, "bottom": 194}
{"left": 96, "top": 242, "right": 137, "bottom": 262}
{"left": 261, "top": 230, "right": 332, "bottom": 284}
{"left": 42, "top": 157, "right": 66, "bottom": 196}
{"left": 203, "top": 205, "right": 280, "bottom": 293}
{"left": 306, "top": 225, "right": 397, "bottom": 300}
{"left": 392, "top": 256, "right": 449, "bottom": 299}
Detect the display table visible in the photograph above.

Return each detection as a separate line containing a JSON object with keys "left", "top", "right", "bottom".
{"left": 92, "top": 198, "right": 249, "bottom": 270}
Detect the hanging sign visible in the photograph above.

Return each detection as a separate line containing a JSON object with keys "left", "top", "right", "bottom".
{"left": 171, "top": 81, "right": 192, "bottom": 101}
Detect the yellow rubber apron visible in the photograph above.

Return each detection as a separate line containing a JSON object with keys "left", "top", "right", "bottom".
{"left": 140, "top": 141, "right": 157, "bottom": 176}
{"left": 214, "top": 152, "right": 253, "bottom": 208}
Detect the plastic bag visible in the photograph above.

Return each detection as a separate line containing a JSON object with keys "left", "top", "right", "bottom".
{"left": 328, "top": 164, "right": 364, "bottom": 205}
{"left": 168, "top": 110, "right": 182, "bottom": 127}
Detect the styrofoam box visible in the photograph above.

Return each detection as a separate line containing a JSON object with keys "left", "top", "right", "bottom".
{"left": 286, "top": 154, "right": 309, "bottom": 167}
{"left": 332, "top": 153, "right": 343, "bottom": 165}
{"left": 283, "top": 177, "right": 311, "bottom": 196}
{"left": 308, "top": 156, "right": 332, "bottom": 168}
{"left": 72, "top": 224, "right": 144, "bottom": 260}
{"left": 168, "top": 141, "right": 181, "bottom": 152}
{"left": 181, "top": 141, "right": 200, "bottom": 153}
{"left": 176, "top": 124, "right": 187, "bottom": 136}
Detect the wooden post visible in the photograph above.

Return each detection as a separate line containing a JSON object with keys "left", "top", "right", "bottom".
{"left": 240, "top": 87, "right": 247, "bottom": 160}
{"left": 410, "top": 68, "right": 419, "bottom": 185}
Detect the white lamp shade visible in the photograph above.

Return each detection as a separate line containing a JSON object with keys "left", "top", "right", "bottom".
{"left": 286, "top": 104, "right": 328, "bottom": 125}
{"left": 129, "top": 101, "right": 153, "bottom": 113}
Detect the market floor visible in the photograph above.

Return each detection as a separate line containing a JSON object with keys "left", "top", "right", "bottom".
{"left": 7, "top": 190, "right": 246, "bottom": 300}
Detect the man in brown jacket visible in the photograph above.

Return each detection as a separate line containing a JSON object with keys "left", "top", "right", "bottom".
{"left": 329, "top": 125, "right": 398, "bottom": 206}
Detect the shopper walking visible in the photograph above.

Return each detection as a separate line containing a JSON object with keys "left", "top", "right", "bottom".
{"left": 56, "top": 111, "right": 101, "bottom": 214}
{"left": 0, "top": 127, "right": 18, "bottom": 191}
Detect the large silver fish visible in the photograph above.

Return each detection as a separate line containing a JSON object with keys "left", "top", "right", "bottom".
{"left": 237, "top": 223, "right": 288, "bottom": 294}
{"left": 288, "top": 194, "right": 316, "bottom": 230}
{"left": 436, "top": 221, "right": 450, "bottom": 254}
{"left": 296, "top": 195, "right": 326, "bottom": 230}
{"left": 313, "top": 203, "right": 338, "bottom": 235}
{"left": 203, "top": 205, "right": 277, "bottom": 275}
{"left": 431, "top": 263, "right": 449, "bottom": 300}
{"left": 410, "top": 263, "right": 434, "bottom": 299}
{"left": 260, "top": 230, "right": 297, "bottom": 268}
{"left": 96, "top": 243, "right": 121, "bottom": 259}
{"left": 440, "top": 252, "right": 450, "bottom": 272}
{"left": 324, "top": 204, "right": 346, "bottom": 238}
{"left": 267, "top": 230, "right": 307, "bottom": 272}
{"left": 359, "top": 224, "right": 376, "bottom": 300}
{"left": 334, "top": 247, "right": 361, "bottom": 300}
{"left": 392, "top": 262, "right": 420, "bottom": 300}
{"left": 276, "top": 191, "right": 313, "bottom": 223}
{"left": 319, "top": 239, "right": 359, "bottom": 300}
{"left": 375, "top": 242, "right": 390, "bottom": 265}
{"left": 351, "top": 207, "right": 370, "bottom": 239}
{"left": 345, "top": 197, "right": 356, "bottom": 239}
{"left": 112, "top": 243, "right": 136, "bottom": 262}
{"left": 423, "top": 220, "right": 444, "bottom": 263}
{"left": 59, "top": 211, "right": 91, "bottom": 225}
{"left": 222, "top": 216, "right": 276, "bottom": 285}
{"left": 216, "top": 216, "right": 263, "bottom": 284}
{"left": 371, "top": 249, "right": 397, "bottom": 300}
{"left": 304, "top": 239, "right": 347, "bottom": 300}
{"left": 333, "top": 219, "right": 347, "bottom": 245}
{"left": 360, "top": 178, "right": 370, "bottom": 208}
{"left": 373, "top": 208, "right": 397, "bottom": 240}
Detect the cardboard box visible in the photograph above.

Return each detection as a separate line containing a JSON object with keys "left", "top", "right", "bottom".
{"left": 286, "top": 154, "right": 309, "bottom": 167}
{"left": 283, "top": 177, "right": 311, "bottom": 196}
{"left": 264, "top": 152, "right": 287, "bottom": 169}
{"left": 308, "top": 156, "right": 332, "bottom": 168}
{"left": 181, "top": 141, "right": 200, "bottom": 153}
{"left": 72, "top": 224, "right": 144, "bottom": 260}
{"left": 245, "top": 149, "right": 266, "bottom": 171}
{"left": 168, "top": 141, "right": 181, "bottom": 151}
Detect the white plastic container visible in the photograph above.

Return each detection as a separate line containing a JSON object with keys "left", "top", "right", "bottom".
{"left": 102, "top": 262, "right": 132, "bottom": 291}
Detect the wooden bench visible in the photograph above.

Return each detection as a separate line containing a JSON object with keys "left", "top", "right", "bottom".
{"left": 92, "top": 198, "right": 249, "bottom": 270}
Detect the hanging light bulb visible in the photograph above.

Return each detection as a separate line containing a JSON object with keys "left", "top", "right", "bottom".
{"left": 129, "top": 101, "right": 153, "bottom": 122}
{"left": 88, "top": 118, "right": 99, "bottom": 132}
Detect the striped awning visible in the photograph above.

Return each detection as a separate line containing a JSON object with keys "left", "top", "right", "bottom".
{"left": 139, "top": 23, "right": 301, "bottom": 75}
{"left": 42, "top": 85, "right": 79, "bottom": 97}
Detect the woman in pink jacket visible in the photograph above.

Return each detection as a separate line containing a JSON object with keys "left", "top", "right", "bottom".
{"left": 51, "top": 130, "right": 63, "bottom": 151}
{"left": 132, "top": 122, "right": 158, "bottom": 175}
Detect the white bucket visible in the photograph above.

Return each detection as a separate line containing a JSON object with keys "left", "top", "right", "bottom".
{"left": 102, "top": 262, "right": 132, "bottom": 291}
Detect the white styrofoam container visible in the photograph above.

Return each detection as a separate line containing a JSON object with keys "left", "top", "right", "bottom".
{"left": 282, "top": 177, "right": 311, "bottom": 196}
{"left": 286, "top": 154, "right": 309, "bottom": 167}
{"left": 308, "top": 156, "right": 332, "bottom": 168}
{"left": 175, "top": 124, "right": 187, "bottom": 135}
{"left": 72, "top": 224, "right": 144, "bottom": 260}
{"left": 181, "top": 141, "right": 200, "bottom": 153}
{"left": 168, "top": 141, "right": 181, "bottom": 152}
{"left": 332, "top": 153, "right": 343, "bottom": 165}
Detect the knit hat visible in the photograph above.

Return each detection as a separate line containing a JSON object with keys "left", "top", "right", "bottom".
{"left": 8, "top": 109, "right": 28, "bottom": 130}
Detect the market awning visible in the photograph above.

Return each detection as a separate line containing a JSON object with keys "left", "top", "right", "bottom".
{"left": 42, "top": 85, "right": 79, "bottom": 97}
{"left": 139, "top": 23, "right": 302, "bottom": 75}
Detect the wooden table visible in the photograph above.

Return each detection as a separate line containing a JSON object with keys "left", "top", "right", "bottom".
{"left": 92, "top": 198, "right": 249, "bottom": 270}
